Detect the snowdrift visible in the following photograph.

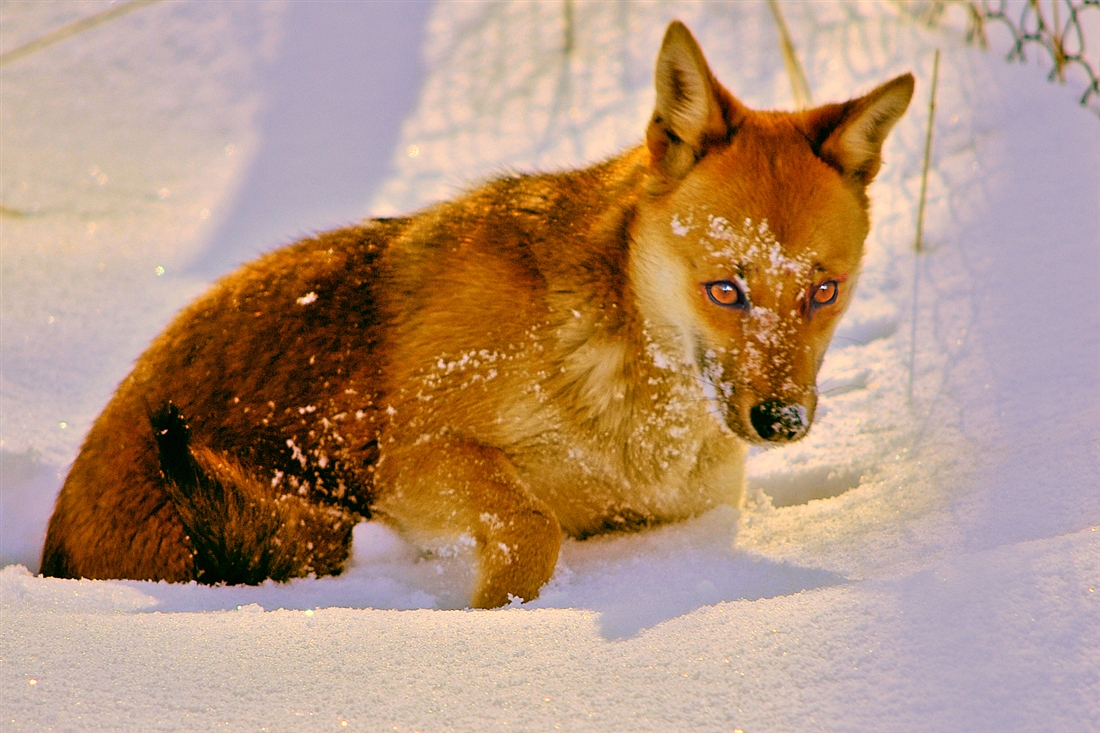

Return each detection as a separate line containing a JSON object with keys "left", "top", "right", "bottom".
{"left": 2, "top": 2, "right": 1097, "bottom": 731}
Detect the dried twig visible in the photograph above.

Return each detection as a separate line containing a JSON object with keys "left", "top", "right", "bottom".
{"left": 908, "top": 48, "right": 941, "bottom": 405}
{"left": 0, "top": 0, "right": 164, "bottom": 70}
{"left": 767, "top": 0, "right": 813, "bottom": 109}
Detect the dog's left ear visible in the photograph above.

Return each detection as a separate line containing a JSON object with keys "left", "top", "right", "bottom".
{"left": 799, "top": 74, "right": 915, "bottom": 185}
{"left": 647, "top": 21, "right": 743, "bottom": 182}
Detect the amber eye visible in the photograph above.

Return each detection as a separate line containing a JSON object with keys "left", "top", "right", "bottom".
{"left": 705, "top": 280, "right": 748, "bottom": 309}
{"left": 811, "top": 280, "right": 839, "bottom": 308}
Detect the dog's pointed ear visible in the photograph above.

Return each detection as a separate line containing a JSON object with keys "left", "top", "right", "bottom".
{"left": 799, "top": 73, "right": 915, "bottom": 185}
{"left": 646, "top": 21, "right": 742, "bottom": 181}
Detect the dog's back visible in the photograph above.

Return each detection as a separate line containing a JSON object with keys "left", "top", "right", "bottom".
{"left": 41, "top": 219, "right": 406, "bottom": 580}
{"left": 40, "top": 159, "right": 651, "bottom": 581}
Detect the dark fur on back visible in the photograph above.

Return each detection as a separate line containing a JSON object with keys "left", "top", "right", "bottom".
{"left": 41, "top": 220, "right": 408, "bottom": 582}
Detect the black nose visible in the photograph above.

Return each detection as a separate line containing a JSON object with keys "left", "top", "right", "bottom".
{"left": 750, "top": 400, "right": 809, "bottom": 441}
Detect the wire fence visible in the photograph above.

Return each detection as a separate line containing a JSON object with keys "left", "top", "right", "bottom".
{"left": 899, "top": 0, "right": 1100, "bottom": 112}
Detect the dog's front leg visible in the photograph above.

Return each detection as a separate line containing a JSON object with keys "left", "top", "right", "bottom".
{"left": 372, "top": 439, "right": 561, "bottom": 608}
{"left": 688, "top": 431, "right": 748, "bottom": 509}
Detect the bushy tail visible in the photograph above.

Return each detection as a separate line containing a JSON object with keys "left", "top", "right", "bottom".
{"left": 151, "top": 402, "right": 357, "bottom": 585}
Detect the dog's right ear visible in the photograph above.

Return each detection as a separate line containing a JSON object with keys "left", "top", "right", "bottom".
{"left": 647, "top": 21, "right": 742, "bottom": 182}
{"left": 798, "top": 74, "right": 915, "bottom": 185}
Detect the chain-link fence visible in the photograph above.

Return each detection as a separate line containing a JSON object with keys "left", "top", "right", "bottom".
{"left": 899, "top": 0, "right": 1100, "bottom": 112}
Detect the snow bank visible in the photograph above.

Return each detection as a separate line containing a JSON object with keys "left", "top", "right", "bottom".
{"left": 2, "top": 1, "right": 1097, "bottom": 731}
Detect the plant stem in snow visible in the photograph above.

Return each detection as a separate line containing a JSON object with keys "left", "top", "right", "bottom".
{"left": 0, "top": 0, "right": 164, "bottom": 69}
{"left": 909, "top": 48, "right": 940, "bottom": 405}
{"left": 768, "top": 0, "right": 813, "bottom": 109}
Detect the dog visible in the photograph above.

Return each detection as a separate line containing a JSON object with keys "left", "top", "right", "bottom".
{"left": 41, "top": 21, "right": 913, "bottom": 607}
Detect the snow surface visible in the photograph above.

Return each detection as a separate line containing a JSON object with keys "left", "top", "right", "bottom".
{"left": 2, "top": 1, "right": 1098, "bottom": 731}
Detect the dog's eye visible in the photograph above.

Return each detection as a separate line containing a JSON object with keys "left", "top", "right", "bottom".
{"left": 705, "top": 280, "right": 747, "bottom": 309}
{"left": 811, "top": 280, "right": 839, "bottom": 308}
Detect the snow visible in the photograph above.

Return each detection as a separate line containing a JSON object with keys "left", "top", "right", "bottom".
{"left": 2, "top": 1, "right": 1098, "bottom": 731}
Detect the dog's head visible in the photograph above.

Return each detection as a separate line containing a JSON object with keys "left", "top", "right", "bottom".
{"left": 630, "top": 21, "right": 913, "bottom": 444}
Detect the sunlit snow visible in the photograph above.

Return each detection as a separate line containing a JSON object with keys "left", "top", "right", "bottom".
{"left": 2, "top": 2, "right": 1097, "bottom": 731}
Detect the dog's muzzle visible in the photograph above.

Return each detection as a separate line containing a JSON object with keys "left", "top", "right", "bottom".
{"left": 749, "top": 400, "right": 809, "bottom": 442}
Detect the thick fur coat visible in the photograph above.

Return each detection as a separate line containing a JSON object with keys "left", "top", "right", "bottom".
{"left": 42, "top": 22, "right": 913, "bottom": 607}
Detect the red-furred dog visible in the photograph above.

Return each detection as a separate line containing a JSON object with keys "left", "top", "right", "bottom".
{"left": 42, "top": 22, "right": 913, "bottom": 607}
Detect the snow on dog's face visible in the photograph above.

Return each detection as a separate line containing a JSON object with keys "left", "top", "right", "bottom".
{"left": 630, "top": 21, "right": 911, "bottom": 443}
{"left": 643, "top": 178, "right": 866, "bottom": 444}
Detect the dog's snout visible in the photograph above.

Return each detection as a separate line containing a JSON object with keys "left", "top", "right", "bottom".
{"left": 749, "top": 400, "right": 808, "bottom": 442}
